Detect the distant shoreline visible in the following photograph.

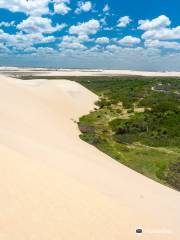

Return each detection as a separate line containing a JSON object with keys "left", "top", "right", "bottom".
{"left": 1, "top": 67, "right": 180, "bottom": 77}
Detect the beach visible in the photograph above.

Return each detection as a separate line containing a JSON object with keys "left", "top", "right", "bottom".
{"left": 1, "top": 67, "right": 180, "bottom": 77}
{"left": 0, "top": 72, "right": 179, "bottom": 240}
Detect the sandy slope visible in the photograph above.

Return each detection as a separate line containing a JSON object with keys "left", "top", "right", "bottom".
{"left": 0, "top": 75, "right": 179, "bottom": 240}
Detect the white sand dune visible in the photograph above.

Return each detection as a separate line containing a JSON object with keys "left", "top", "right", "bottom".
{"left": 1, "top": 67, "right": 180, "bottom": 77}
{"left": 39, "top": 69, "right": 180, "bottom": 77}
{"left": 0, "top": 74, "right": 179, "bottom": 240}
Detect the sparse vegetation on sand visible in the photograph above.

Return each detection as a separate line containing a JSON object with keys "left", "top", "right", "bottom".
{"left": 21, "top": 75, "right": 180, "bottom": 191}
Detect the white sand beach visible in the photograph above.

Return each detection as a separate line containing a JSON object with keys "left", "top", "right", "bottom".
{"left": 1, "top": 67, "right": 180, "bottom": 77}
{"left": 41, "top": 69, "right": 180, "bottom": 77}
{"left": 0, "top": 73, "right": 179, "bottom": 240}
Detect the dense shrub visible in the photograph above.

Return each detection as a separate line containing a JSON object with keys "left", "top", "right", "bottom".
{"left": 166, "top": 160, "right": 180, "bottom": 191}
{"left": 76, "top": 76, "right": 180, "bottom": 190}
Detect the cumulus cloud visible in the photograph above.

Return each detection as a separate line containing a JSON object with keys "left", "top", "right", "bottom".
{"left": 0, "top": 0, "right": 72, "bottom": 16}
{"left": 139, "top": 15, "right": 180, "bottom": 51}
{"left": 0, "top": 29, "right": 55, "bottom": 49}
{"left": 59, "top": 35, "right": 87, "bottom": 50}
{"left": 24, "top": 46, "right": 58, "bottom": 55}
{"left": 34, "top": 47, "right": 58, "bottom": 55}
{"left": 69, "top": 19, "right": 100, "bottom": 39}
{"left": 96, "top": 37, "right": 109, "bottom": 44}
{"left": 145, "top": 39, "right": 180, "bottom": 50}
{"left": 75, "top": 1, "right": 92, "bottom": 14}
{"left": 118, "top": 36, "right": 141, "bottom": 46}
{"left": 142, "top": 26, "right": 180, "bottom": 40}
{"left": 117, "top": 16, "right": 132, "bottom": 28}
{"left": 53, "top": 0, "right": 71, "bottom": 15}
{"left": 106, "top": 44, "right": 121, "bottom": 52}
{"left": 59, "top": 29, "right": 92, "bottom": 52}
{"left": 138, "top": 15, "right": 171, "bottom": 30}
{"left": 17, "top": 16, "right": 66, "bottom": 34}
{"left": 0, "top": 0, "right": 50, "bottom": 16}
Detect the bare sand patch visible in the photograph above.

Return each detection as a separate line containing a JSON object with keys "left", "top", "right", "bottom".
{"left": 1, "top": 67, "right": 180, "bottom": 77}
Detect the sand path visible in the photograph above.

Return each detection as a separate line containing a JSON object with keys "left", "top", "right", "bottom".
{"left": 0, "top": 75, "right": 179, "bottom": 240}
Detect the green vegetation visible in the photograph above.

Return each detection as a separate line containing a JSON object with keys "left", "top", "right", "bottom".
{"left": 76, "top": 76, "right": 180, "bottom": 190}
{"left": 20, "top": 75, "right": 180, "bottom": 191}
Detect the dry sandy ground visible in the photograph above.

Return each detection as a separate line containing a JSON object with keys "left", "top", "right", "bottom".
{"left": 1, "top": 67, "right": 180, "bottom": 77}
{"left": 39, "top": 69, "right": 180, "bottom": 77}
{"left": 0, "top": 74, "right": 179, "bottom": 240}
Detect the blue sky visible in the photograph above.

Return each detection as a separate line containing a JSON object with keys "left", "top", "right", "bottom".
{"left": 0, "top": 0, "right": 180, "bottom": 70}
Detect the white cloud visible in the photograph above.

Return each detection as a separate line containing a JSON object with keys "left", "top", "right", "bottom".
{"left": 17, "top": 16, "right": 66, "bottom": 34}
{"left": 54, "top": 0, "right": 71, "bottom": 15}
{"left": 0, "top": 6, "right": 180, "bottom": 71}
{"left": 21, "top": 46, "right": 59, "bottom": 56}
{"left": 69, "top": 19, "right": 100, "bottom": 39}
{"left": 103, "top": 4, "right": 110, "bottom": 13}
{"left": 96, "top": 37, "right": 109, "bottom": 44}
{"left": 142, "top": 26, "right": 180, "bottom": 40}
{"left": 60, "top": 41, "right": 86, "bottom": 50}
{"left": 0, "top": 21, "right": 15, "bottom": 27}
{"left": 104, "top": 27, "right": 113, "bottom": 31}
{"left": 118, "top": 36, "right": 141, "bottom": 46}
{"left": 0, "top": 29, "right": 55, "bottom": 49}
{"left": 145, "top": 39, "right": 180, "bottom": 50}
{"left": 59, "top": 35, "right": 87, "bottom": 50}
{"left": 117, "top": 16, "right": 132, "bottom": 28}
{"left": 33, "top": 47, "right": 58, "bottom": 55}
{"left": 2, "top": 40, "right": 180, "bottom": 72}
{"left": 106, "top": 44, "right": 121, "bottom": 52}
{"left": 0, "top": 0, "right": 71, "bottom": 16}
{"left": 139, "top": 15, "right": 180, "bottom": 46}
{"left": 75, "top": 1, "right": 92, "bottom": 14}
{"left": 77, "top": 34, "right": 91, "bottom": 42}
{"left": 0, "top": 0, "right": 50, "bottom": 16}
{"left": 138, "top": 15, "right": 171, "bottom": 30}
{"left": 88, "top": 45, "right": 102, "bottom": 52}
